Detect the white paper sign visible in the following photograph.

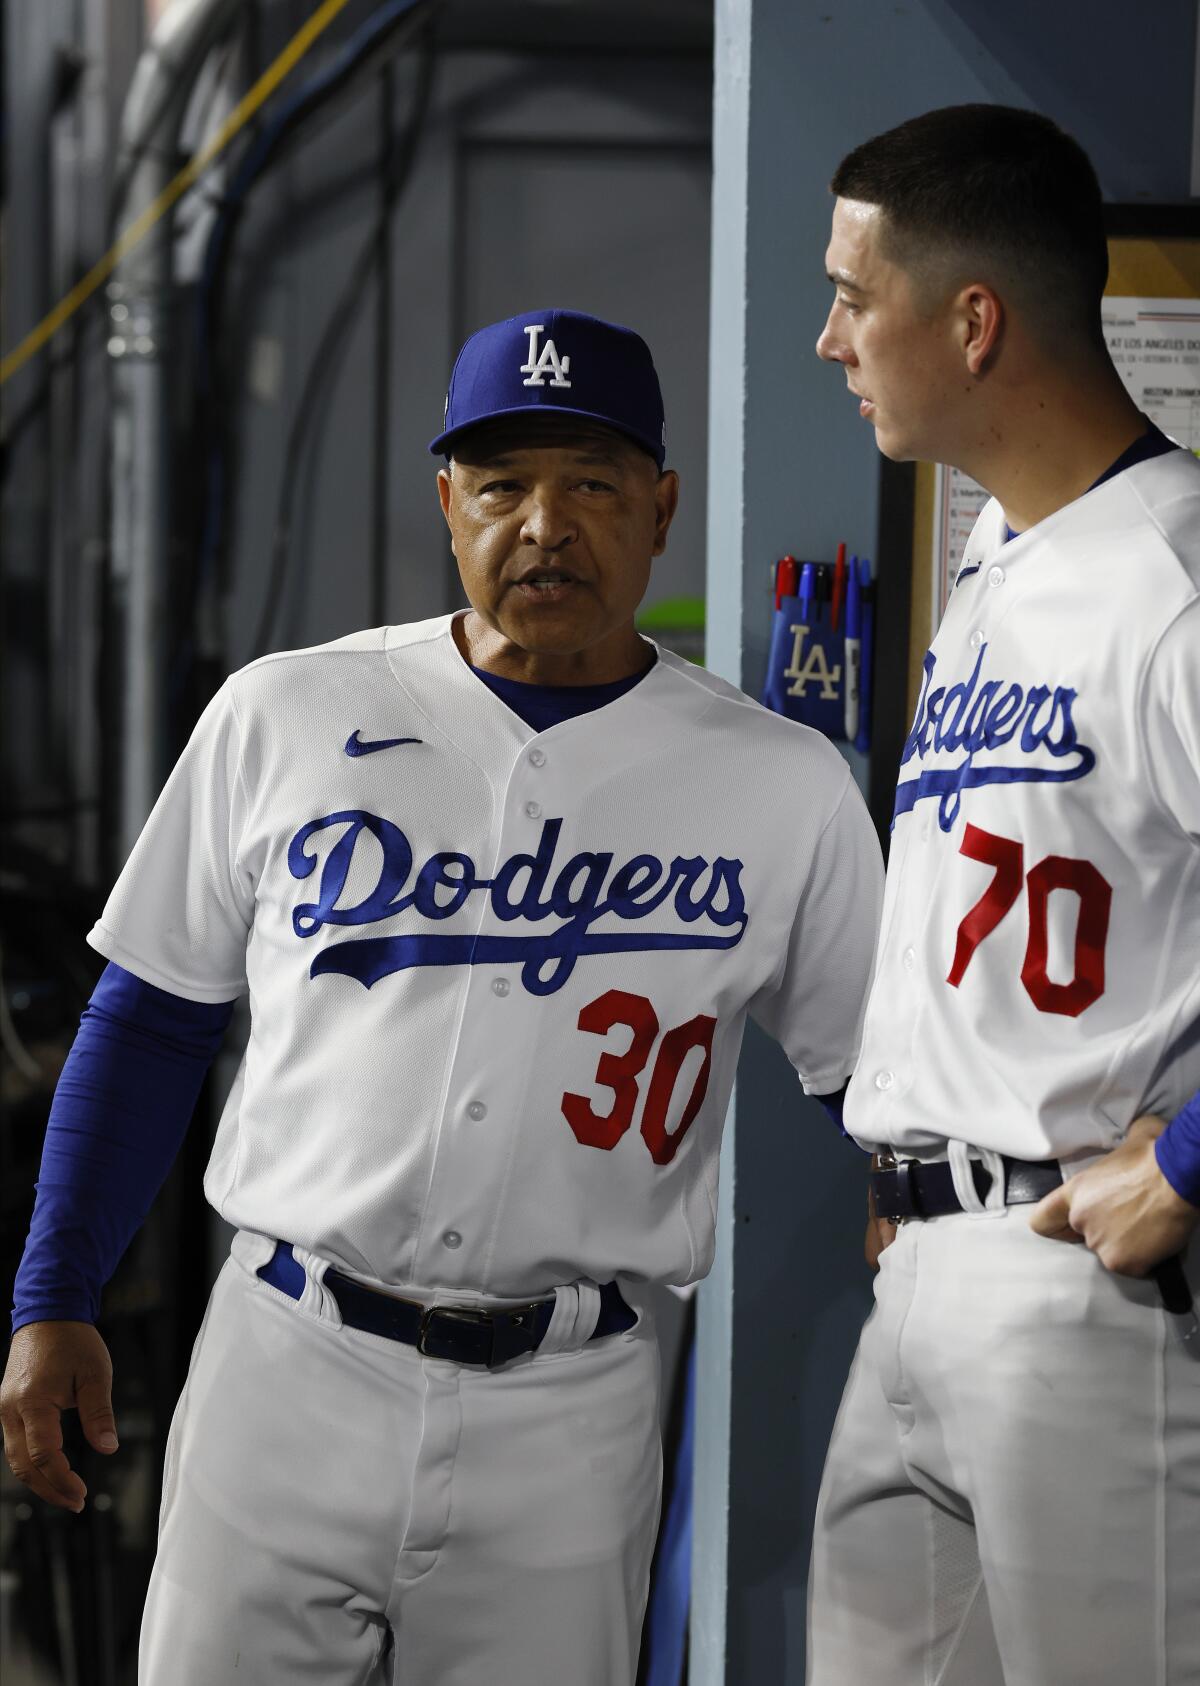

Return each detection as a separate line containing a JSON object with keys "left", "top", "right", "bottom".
{"left": 930, "top": 466, "right": 990, "bottom": 624}
{"left": 1103, "top": 296, "right": 1200, "bottom": 451}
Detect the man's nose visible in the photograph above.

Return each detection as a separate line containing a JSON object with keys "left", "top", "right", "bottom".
{"left": 815, "top": 312, "right": 850, "bottom": 364}
{"left": 520, "top": 489, "right": 576, "bottom": 550}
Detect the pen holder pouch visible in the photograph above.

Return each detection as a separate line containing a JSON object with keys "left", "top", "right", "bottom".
{"left": 760, "top": 593, "right": 846, "bottom": 739}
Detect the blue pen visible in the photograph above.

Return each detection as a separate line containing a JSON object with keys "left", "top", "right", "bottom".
{"left": 798, "top": 562, "right": 815, "bottom": 628}
{"left": 854, "top": 556, "right": 874, "bottom": 754}
{"left": 844, "top": 554, "right": 862, "bottom": 740}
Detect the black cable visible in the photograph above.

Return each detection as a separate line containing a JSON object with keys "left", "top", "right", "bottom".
{"left": 198, "top": 0, "right": 436, "bottom": 380}
{"left": 1, "top": 374, "right": 52, "bottom": 484}
{"left": 184, "top": 0, "right": 437, "bottom": 693}
{"left": 155, "top": 38, "right": 251, "bottom": 242}
{"left": 0, "top": 307, "right": 108, "bottom": 489}
{"left": 247, "top": 19, "right": 436, "bottom": 660}
{"left": 104, "top": 12, "right": 249, "bottom": 240}
{"left": 370, "top": 62, "right": 394, "bottom": 628}
{"left": 170, "top": 1, "right": 424, "bottom": 723}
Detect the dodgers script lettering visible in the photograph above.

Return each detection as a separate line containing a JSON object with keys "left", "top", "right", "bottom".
{"left": 287, "top": 814, "right": 748, "bottom": 996}
{"left": 895, "top": 644, "right": 1097, "bottom": 830}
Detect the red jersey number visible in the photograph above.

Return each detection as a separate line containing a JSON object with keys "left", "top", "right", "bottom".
{"left": 561, "top": 990, "right": 717, "bottom": 1163}
{"left": 947, "top": 823, "right": 1112, "bottom": 1018}
{"left": 560, "top": 990, "right": 659, "bottom": 1150}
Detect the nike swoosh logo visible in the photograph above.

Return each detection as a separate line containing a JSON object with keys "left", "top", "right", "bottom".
{"left": 345, "top": 730, "right": 424, "bottom": 757}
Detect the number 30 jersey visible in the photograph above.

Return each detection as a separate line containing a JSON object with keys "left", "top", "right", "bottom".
{"left": 846, "top": 448, "right": 1200, "bottom": 1166}
{"left": 88, "top": 616, "right": 882, "bottom": 1297}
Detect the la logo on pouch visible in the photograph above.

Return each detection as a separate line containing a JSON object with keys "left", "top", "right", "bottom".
{"left": 521, "top": 323, "right": 573, "bottom": 388}
{"left": 785, "top": 623, "right": 842, "bottom": 700}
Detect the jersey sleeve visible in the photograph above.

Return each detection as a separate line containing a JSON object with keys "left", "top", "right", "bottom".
{"left": 1143, "top": 596, "right": 1200, "bottom": 842}
{"left": 11, "top": 963, "right": 234, "bottom": 1332}
{"left": 1157, "top": 1091, "right": 1200, "bottom": 1208}
{"left": 749, "top": 766, "right": 884, "bottom": 1094}
{"left": 88, "top": 681, "right": 255, "bottom": 1000}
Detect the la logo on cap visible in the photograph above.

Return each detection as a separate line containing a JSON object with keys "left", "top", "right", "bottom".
{"left": 521, "top": 323, "right": 572, "bottom": 389}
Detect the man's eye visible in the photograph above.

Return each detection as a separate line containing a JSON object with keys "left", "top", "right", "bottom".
{"left": 480, "top": 480, "right": 521, "bottom": 494}
{"left": 837, "top": 295, "right": 860, "bottom": 314}
{"left": 578, "top": 479, "right": 616, "bottom": 493}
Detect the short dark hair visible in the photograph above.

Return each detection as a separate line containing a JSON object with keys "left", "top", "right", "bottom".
{"left": 831, "top": 105, "right": 1108, "bottom": 352}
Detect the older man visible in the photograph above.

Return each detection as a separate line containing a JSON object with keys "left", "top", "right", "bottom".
{"left": 5, "top": 308, "right": 882, "bottom": 1684}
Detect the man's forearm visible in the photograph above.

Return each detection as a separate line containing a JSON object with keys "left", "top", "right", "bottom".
{"left": 12, "top": 963, "right": 234, "bottom": 1333}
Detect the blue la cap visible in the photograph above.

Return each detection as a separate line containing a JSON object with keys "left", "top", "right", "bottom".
{"left": 429, "top": 308, "right": 666, "bottom": 469}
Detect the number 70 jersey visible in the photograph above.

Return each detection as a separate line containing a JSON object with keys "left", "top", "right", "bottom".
{"left": 88, "top": 615, "right": 883, "bottom": 1298}
{"left": 845, "top": 448, "right": 1200, "bottom": 1167}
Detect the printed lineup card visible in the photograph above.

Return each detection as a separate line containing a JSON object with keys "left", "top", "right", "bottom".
{"left": 1103, "top": 296, "right": 1200, "bottom": 452}
{"left": 930, "top": 465, "right": 990, "bottom": 623}
{"left": 929, "top": 295, "right": 1200, "bottom": 620}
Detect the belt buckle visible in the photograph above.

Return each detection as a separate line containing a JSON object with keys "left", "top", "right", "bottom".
{"left": 418, "top": 1305, "right": 495, "bottom": 1367}
{"left": 417, "top": 1302, "right": 541, "bottom": 1369}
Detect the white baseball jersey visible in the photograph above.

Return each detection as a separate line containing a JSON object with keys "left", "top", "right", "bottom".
{"left": 88, "top": 614, "right": 882, "bottom": 1298}
{"left": 845, "top": 447, "right": 1200, "bottom": 1164}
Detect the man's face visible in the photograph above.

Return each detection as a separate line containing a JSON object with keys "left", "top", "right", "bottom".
{"left": 816, "top": 197, "right": 959, "bottom": 462}
{"left": 437, "top": 422, "right": 678, "bottom": 665}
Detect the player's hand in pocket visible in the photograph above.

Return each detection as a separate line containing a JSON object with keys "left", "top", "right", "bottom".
{"left": 1028, "top": 1114, "right": 1200, "bottom": 1277}
{"left": 865, "top": 1179, "right": 897, "bottom": 1271}
{"left": 1, "top": 1320, "right": 118, "bottom": 1512}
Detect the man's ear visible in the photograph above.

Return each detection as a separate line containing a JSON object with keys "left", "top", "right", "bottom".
{"left": 960, "top": 282, "right": 1004, "bottom": 376}
{"left": 436, "top": 466, "right": 456, "bottom": 545}
{"left": 651, "top": 469, "right": 680, "bottom": 557}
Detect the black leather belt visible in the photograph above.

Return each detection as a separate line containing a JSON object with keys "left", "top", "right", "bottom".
{"left": 869, "top": 1155, "right": 1195, "bottom": 1317}
{"left": 869, "top": 1153, "right": 1062, "bottom": 1222}
{"left": 256, "top": 1241, "right": 636, "bottom": 1368}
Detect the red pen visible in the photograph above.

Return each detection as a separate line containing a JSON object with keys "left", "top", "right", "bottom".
{"left": 831, "top": 541, "right": 847, "bottom": 632}
{"left": 775, "top": 554, "right": 799, "bottom": 608}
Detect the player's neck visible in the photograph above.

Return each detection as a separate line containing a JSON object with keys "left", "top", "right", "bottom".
{"left": 954, "top": 363, "right": 1145, "bottom": 536}
{"left": 453, "top": 611, "right": 653, "bottom": 687}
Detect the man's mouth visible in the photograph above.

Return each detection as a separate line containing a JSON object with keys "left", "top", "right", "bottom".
{"left": 512, "top": 570, "right": 578, "bottom": 601}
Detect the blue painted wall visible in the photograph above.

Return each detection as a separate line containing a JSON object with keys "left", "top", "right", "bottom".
{"left": 930, "top": 0, "right": 1196, "bottom": 203}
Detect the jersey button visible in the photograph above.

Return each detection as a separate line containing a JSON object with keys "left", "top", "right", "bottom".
{"left": 528, "top": 748, "right": 546, "bottom": 768}
{"left": 467, "top": 1101, "right": 487, "bottom": 1121}
{"left": 874, "top": 1069, "right": 895, "bottom": 1091}
{"left": 970, "top": 628, "right": 985, "bottom": 650}
{"left": 902, "top": 948, "right": 915, "bottom": 972}
{"left": 987, "top": 565, "right": 1005, "bottom": 588}
{"left": 491, "top": 977, "right": 510, "bottom": 997}
{"left": 524, "top": 800, "right": 542, "bottom": 819}
{"left": 441, "top": 1230, "right": 462, "bottom": 1250}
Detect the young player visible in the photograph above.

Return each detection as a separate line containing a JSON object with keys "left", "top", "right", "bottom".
{"left": 810, "top": 105, "right": 1200, "bottom": 1685}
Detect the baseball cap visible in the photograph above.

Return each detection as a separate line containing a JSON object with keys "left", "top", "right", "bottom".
{"left": 429, "top": 308, "right": 666, "bottom": 469}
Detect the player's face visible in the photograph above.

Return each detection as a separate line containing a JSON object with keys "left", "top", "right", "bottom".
{"left": 437, "top": 424, "right": 679, "bottom": 682}
{"left": 816, "top": 197, "right": 960, "bottom": 462}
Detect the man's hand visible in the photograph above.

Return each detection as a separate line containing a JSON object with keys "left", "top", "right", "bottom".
{"left": 0, "top": 1321, "right": 118, "bottom": 1512}
{"left": 1029, "top": 1114, "right": 1200, "bottom": 1276}
{"left": 866, "top": 1171, "right": 897, "bottom": 1271}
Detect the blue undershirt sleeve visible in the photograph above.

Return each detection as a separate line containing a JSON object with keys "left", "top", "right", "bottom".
{"left": 814, "top": 1083, "right": 849, "bottom": 1134}
{"left": 1156, "top": 1093, "right": 1200, "bottom": 1210}
{"left": 10, "top": 962, "right": 235, "bottom": 1334}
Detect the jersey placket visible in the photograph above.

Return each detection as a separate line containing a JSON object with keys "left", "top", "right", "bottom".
{"left": 866, "top": 540, "right": 1023, "bottom": 1140}
{"left": 408, "top": 739, "right": 555, "bottom": 1293}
